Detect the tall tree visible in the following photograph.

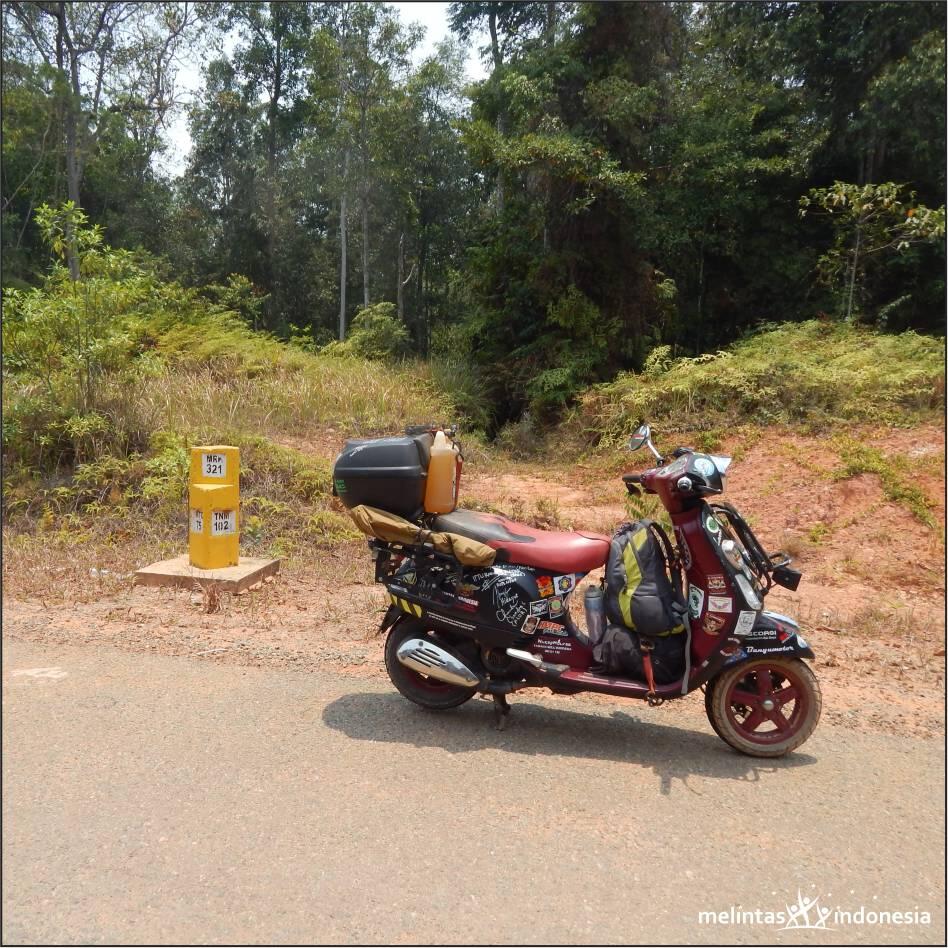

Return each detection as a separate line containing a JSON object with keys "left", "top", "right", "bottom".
{"left": 307, "top": 2, "right": 417, "bottom": 337}
{"left": 4, "top": 1, "right": 201, "bottom": 278}
{"left": 448, "top": 2, "right": 549, "bottom": 214}
{"left": 451, "top": 1, "right": 682, "bottom": 419}
{"left": 224, "top": 1, "right": 314, "bottom": 319}
{"left": 179, "top": 57, "right": 263, "bottom": 287}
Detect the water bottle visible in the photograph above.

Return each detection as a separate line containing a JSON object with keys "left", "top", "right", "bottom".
{"left": 584, "top": 585, "right": 606, "bottom": 646}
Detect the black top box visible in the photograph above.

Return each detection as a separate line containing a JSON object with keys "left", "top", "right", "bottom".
{"left": 333, "top": 433, "right": 432, "bottom": 521}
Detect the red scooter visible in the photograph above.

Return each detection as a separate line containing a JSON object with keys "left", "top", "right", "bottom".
{"left": 363, "top": 424, "right": 821, "bottom": 757}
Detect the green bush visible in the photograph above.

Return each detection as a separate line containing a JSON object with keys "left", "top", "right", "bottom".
{"left": 323, "top": 302, "right": 410, "bottom": 361}
{"left": 580, "top": 321, "right": 945, "bottom": 444}
{"left": 429, "top": 322, "right": 493, "bottom": 433}
{"left": 525, "top": 287, "right": 605, "bottom": 415}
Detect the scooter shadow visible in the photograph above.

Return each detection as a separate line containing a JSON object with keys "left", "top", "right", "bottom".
{"left": 321, "top": 691, "right": 817, "bottom": 795}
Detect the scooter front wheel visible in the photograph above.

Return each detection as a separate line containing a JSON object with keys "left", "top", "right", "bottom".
{"left": 705, "top": 657, "right": 821, "bottom": 757}
{"left": 384, "top": 620, "right": 479, "bottom": 710}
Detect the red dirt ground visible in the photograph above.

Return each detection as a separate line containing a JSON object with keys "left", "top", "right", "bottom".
{"left": 3, "top": 423, "right": 945, "bottom": 738}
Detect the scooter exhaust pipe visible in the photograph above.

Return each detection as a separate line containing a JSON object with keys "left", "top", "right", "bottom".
{"left": 396, "top": 638, "right": 482, "bottom": 688}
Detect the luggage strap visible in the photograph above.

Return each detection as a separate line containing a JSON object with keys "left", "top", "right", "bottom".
{"left": 644, "top": 519, "right": 684, "bottom": 601}
{"left": 638, "top": 638, "right": 663, "bottom": 707}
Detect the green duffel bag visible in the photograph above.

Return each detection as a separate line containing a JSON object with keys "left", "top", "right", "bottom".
{"left": 605, "top": 519, "right": 685, "bottom": 636}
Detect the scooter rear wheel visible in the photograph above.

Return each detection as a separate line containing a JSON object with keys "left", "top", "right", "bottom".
{"left": 384, "top": 620, "right": 479, "bottom": 710}
{"left": 705, "top": 657, "right": 821, "bottom": 757}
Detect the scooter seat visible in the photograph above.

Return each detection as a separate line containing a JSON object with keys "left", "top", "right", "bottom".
{"left": 432, "top": 509, "right": 610, "bottom": 575}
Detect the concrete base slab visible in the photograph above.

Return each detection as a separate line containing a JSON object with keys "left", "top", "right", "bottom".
{"left": 133, "top": 555, "right": 280, "bottom": 593}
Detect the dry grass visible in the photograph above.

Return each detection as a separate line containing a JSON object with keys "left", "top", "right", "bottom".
{"left": 527, "top": 497, "right": 564, "bottom": 529}
{"left": 784, "top": 592, "right": 943, "bottom": 644}
{"left": 778, "top": 531, "right": 808, "bottom": 559}
{"left": 106, "top": 356, "right": 454, "bottom": 446}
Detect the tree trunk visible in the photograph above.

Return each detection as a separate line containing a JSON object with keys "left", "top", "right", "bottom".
{"left": 488, "top": 10, "right": 506, "bottom": 216}
{"left": 57, "top": 1, "right": 81, "bottom": 281}
{"left": 545, "top": 2, "right": 557, "bottom": 46}
{"left": 846, "top": 224, "right": 862, "bottom": 321}
{"left": 358, "top": 88, "right": 370, "bottom": 309}
{"left": 361, "top": 196, "right": 370, "bottom": 308}
{"left": 266, "top": 29, "right": 282, "bottom": 310}
{"left": 397, "top": 231, "right": 405, "bottom": 321}
{"left": 339, "top": 149, "right": 350, "bottom": 340}
{"left": 418, "top": 228, "right": 428, "bottom": 346}
{"left": 696, "top": 243, "right": 705, "bottom": 352}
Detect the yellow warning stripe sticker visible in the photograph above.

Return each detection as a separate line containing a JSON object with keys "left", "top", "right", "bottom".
{"left": 389, "top": 592, "right": 423, "bottom": 618}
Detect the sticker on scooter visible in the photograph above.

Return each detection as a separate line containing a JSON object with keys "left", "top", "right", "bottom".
{"left": 703, "top": 614, "right": 726, "bottom": 635}
{"left": 708, "top": 595, "right": 732, "bottom": 614}
{"left": 548, "top": 597, "right": 564, "bottom": 617}
{"left": 529, "top": 600, "right": 548, "bottom": 616}
{"left": 688, "top": 585, "right": 705, "bottom": 619}
{"left": 744, "top": 627, "right": 779, "bottom": 640}
{"left": 537, "top": 575, "right": 554, "bottom": 597}
{"left": 707, "top": 573, "right": 727, "bottom": 592}
{"left": 734, "top": 610, "right": 757, "bottom": 637}
{"left": 705, "top": 513, "right": 721, "bottom": 535}
{"left": 522, "top": 615, "right": 540, "bottom": 635}
{"left": 537, "top": 620, "right": 566, "bottom": 635}
{"left": 694, "top": 456, "right": 716, "bottom": 477}
{"left": 535, "top": 636, "right": 571, "bottom": 654}
{"left": 494, "top": 585, "right": 528, "bottom": 627}
{"left": 553, "top": 575, "right": 574, "bottom": 595}
{"left": 473, "top": 565, "right": 524, "bottom": 590}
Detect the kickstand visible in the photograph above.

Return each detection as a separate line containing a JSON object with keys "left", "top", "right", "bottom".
{"left": 492, "top": 693, "right": 511, "bottom": 731}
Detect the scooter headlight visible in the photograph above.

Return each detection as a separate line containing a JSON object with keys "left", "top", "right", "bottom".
{"left": 733, "top": 572, "right": 763, "bottom": 610}
{"left": 720, "top": 538, "right": 743, "bottom": 569}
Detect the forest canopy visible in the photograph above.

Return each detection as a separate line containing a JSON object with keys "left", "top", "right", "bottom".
{"left": 3, "top": 1, "right": 945, "bottom": 431}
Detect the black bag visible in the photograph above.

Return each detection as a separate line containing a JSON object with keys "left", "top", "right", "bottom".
{"left": 592, "top": 519, "right": 687, "bottom": 680}
{"left": 592, "top": 624, "right": 686, "bottom": 683}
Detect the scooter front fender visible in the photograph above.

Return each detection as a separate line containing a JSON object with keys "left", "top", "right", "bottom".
{"left": 724, "top": 610, "right": 815, "bottom": 664}
{"left": 727, "top": 637, "right": 815, "bottom": 662}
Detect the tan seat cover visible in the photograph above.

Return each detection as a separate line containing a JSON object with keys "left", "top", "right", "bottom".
{"left": 348, "top": 505, "right": 496, "bottom": 568}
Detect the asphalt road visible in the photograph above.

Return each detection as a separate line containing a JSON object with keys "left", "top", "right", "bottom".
{"left": 3, "top": 638, "right": 944, "bottom": 945}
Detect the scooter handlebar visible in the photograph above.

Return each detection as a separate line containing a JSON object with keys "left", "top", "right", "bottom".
{"left": 623, "top": 470, "right": 660, "bottom": 494}
{"left": 622, "top": 472, "right": 643, "bottom": 495}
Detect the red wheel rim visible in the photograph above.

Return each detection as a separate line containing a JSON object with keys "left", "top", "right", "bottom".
{"left": 724, "top": 662, "right": 809, "bottom": 745}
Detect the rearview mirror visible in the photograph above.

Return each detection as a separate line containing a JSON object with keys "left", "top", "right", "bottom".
{"left": 629, "top": 423, "right": 651, "bottom": 451}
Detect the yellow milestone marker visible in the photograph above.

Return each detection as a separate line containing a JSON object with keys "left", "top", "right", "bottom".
{"left": 188, "top": 445, "right": 240, "bottom": 569}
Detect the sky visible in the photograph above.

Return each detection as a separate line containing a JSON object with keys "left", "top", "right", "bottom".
{"left": 159, "top": 2, "right": 487, "bottom": 177}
